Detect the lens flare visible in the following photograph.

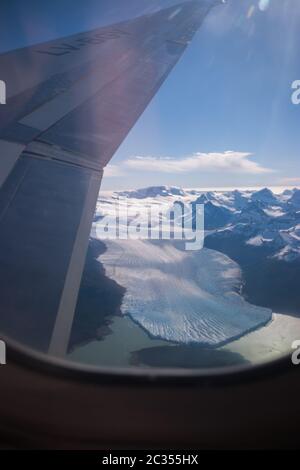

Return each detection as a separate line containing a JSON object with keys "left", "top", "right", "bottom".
{"left": 259, "top": 0, "right": 270, "bottom": 11}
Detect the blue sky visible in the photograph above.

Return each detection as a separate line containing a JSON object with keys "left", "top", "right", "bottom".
{"left": 2, "top": 0, "right": 300, "bottom": 190}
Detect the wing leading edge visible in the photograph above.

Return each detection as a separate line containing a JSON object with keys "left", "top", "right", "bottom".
{"left": 0, "top": 1, "right": 220, "bottom": 355}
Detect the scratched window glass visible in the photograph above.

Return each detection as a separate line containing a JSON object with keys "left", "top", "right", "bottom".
{"left": 0, "top": 0, "right": 299, "bottom": 373}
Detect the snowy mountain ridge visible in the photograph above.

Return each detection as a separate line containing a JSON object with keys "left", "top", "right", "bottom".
{"left": 97, "top": 186, "right": 300, "bottom": 262}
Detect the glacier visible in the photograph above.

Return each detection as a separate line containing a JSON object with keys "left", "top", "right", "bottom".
{"left": 92, "top": 185, "right": 300, "bottom": 346}
{"left": 98, "top": 239, "right": 272, "bottom": 346}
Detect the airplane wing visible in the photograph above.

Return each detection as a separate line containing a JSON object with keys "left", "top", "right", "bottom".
{"left": 0, "top": 1, "right": 220, "bottom": 356}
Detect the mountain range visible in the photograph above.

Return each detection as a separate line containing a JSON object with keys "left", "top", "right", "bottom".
{"left": 110, "top": 185, "right": 300, "bottom": 262}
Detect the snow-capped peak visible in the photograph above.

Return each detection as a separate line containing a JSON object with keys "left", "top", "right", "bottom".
{"left": 251, "top": 187, "right": 278, "bottom": 204}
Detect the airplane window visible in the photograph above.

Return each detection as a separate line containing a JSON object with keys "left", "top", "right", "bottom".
{"left": 0, "top": 0, "right": 299, "bottom": 377}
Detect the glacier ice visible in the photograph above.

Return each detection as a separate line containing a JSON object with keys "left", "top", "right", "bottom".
{"left": 99, "top": 239, "right": 272, "bottom": 346}
{"left": 93, "top": 185, "right": 300, "bottom": 345}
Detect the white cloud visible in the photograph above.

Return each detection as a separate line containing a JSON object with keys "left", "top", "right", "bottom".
{"left": 103, "top": 164, "right": 124, "bottom": 177}
{"left": 125, "top": 151, "right": 274, "bottom": 175}
{"left": 279, "top": 177, "right": 300, "bottom": 186}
